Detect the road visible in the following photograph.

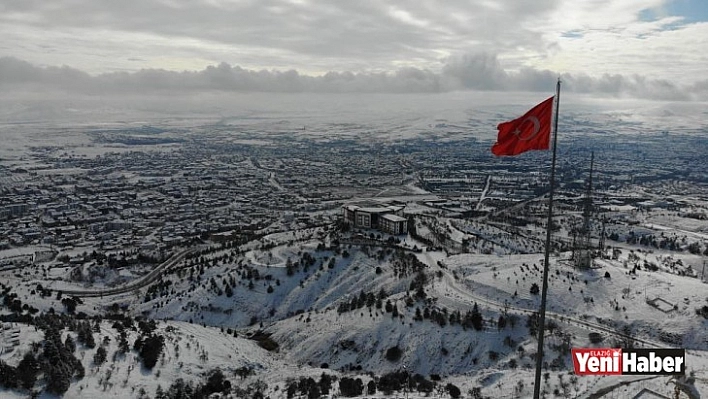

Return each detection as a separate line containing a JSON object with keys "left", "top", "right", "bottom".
{"left": 56, "top": 248, "right": 193, "bottom": 298}
{"left": 475, "top": 175, "right": 491, "bottom": 211}
{"left": 418, "top": 250, "right": 668, "bottom": 349}
{"left": 59, "top": 237, "right": 668, "bottom": 349}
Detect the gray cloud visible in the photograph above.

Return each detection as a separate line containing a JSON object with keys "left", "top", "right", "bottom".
{"left": 0, "top": 0, "right": 564, "bottom": 75}
{"left": 2, "top": 0, "right": 705, "bottom": 89}
{"left": 441, "top": 53, "right": 509, "bottom": 90}
{"left": 0, "top": 57, "right": 91, "bottom": 87}
{"left": 0, "top": 54, "right": 702, "bottom": 100}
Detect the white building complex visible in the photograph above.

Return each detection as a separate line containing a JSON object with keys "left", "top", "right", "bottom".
{"left": 341, "top": 203, "right": 408, "bottom": 235}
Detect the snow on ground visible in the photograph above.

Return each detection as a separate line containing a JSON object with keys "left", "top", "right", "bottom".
{"left": 1, "top": 227, "right": 706, "bottom": 398}
{"left": 444, "top": 250, "right": 708, "bottom": 349}
{"left": 0, "top": 318, "right": 327, "bottom": 399}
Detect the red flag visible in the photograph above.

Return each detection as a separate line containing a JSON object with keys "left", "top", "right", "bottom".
{"left": 492, "top": 96, "right": 554, "bottom": 156}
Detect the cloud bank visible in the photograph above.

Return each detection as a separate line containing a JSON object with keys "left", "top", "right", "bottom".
{"left": 1, "top": 54, "right": 706, "bottom": 101}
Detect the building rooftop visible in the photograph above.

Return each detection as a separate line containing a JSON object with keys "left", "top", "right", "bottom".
{"left": 381, "top": 214, "right": 407, "bottom": 222}
{"left": 358, "top": 207, "right": 393, "bottom": 214}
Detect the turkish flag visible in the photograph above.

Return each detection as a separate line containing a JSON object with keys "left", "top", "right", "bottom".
{"left": 491, "top": 96, "right": 554, "bottom": 156}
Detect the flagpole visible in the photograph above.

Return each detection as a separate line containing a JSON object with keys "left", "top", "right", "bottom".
{"left": 533, "top": 78, "right": 561, "bottom": 399}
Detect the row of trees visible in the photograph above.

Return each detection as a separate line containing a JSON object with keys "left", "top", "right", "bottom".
{"left": 285, "top": 374, "right": 334, "bottom": 398}
{"left": 154, "top": 369, "right": 233, "bottom": 399}
{"left": 413, "top": 303, "right": 486, "bottom": 331}
{"left": 336, "top": 288, "right": 388, "bottom": 314}
{"left": 619, "top": 231, "right": 708, "bottom": 255}
{"left": 283, "top": 371, "right": 462, "bottom": 398}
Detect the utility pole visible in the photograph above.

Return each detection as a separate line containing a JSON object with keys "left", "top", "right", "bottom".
{"left": 404, "top": 364, "right": 409, "bottom": 399}
{"left": 599, "top": 216, "right": 606, "bottom": 254}
{"left": 576, "top": 151, "right": 594, "bottom": 269}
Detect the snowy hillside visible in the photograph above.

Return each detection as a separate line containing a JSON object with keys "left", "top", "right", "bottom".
{"left": 0, "top": 221, "right": 704, "bottom": 398}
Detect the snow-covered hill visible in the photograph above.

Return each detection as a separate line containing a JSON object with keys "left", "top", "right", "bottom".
{"left": 0, "top": 224, "right": 706, "bottom": 398}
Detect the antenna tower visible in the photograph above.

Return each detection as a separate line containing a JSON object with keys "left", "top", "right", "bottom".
{"left": 576, "top": 152, "right": 594, "bottom": 269}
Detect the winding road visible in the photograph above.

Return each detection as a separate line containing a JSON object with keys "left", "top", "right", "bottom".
{"left": 56, "top": 248, "right": 193, "bottom": 298}
{"left": 57, "top": 237, "right": 669, "bottom": 350}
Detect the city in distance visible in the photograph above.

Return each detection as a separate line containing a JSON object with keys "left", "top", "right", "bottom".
{"left": 0, "top": 90, "right": 706, "bottom": 399}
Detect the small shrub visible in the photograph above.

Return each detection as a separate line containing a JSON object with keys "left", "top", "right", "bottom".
{"left": 385, "top": 345, "right": 402, "bottom": 362}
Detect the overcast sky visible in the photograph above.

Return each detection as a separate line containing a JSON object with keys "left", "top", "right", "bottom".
{"left": 1, "top": 0, "right": 708, "bottom": 99}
